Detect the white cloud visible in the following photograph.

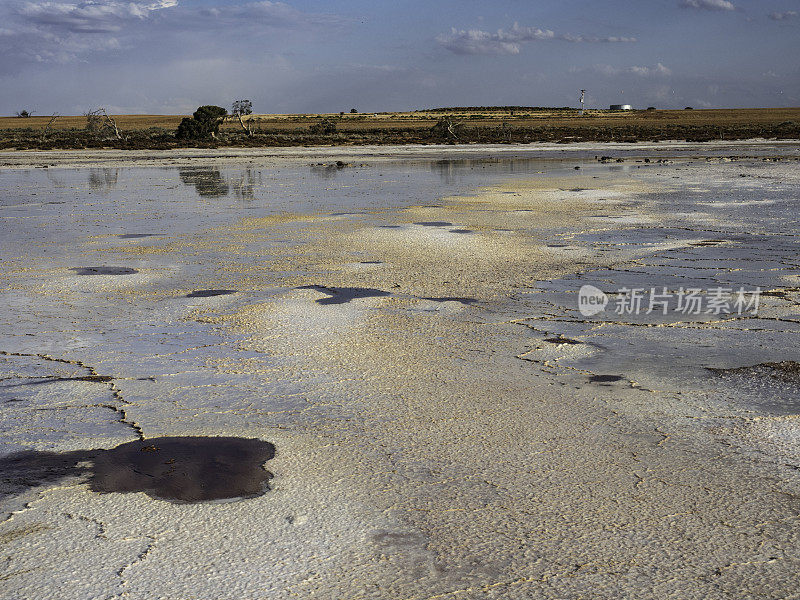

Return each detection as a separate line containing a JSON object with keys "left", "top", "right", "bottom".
{"left": 679, "top": 0, "right": 736, "bottom": 11}
{"left": 437, "top": 22, "right": 636, "bottom": 56}
{"left": 195, "top": 1, "right": 345, "bottom": 29}
{"left": 572, "top": 63, "right": 672, "bottom": 78}
{"left": 629, "top": 63, "right": 672, "bottom": 77}
{"left": 0, "top": 0, "right": 343, "bottom": 75}
{"left": 769, "top": 11, "right": 798, "bottom": 20}
{"left": 18, "top": 0, "right": 175, "bottom": 33}
{"left": 436, "top": 29, "right": 523, "bottom": 55}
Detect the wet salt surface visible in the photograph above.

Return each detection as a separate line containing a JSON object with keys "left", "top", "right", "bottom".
{"left": 1, "top": 149, "right": 800, "bottom": 598}
{"left": 518, "top": 159, "right": 800, "bottom": 416}
{"left": 1, "top": 154, "right": 799, "bottom": 455}
{"left": 0, "top": 157, "right": 577, "bottom": 457}
{"left": 707, "top": 362, "right": 800, "bottom": 415}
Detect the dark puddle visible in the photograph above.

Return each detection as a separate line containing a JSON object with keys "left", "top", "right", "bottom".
{"left": 3, "top": 374, "right": 114, "bottom": 388}
{"left": 70, "top": 266, "right": 139, "bottom": 276}
{"left": 117, "top": 234, "right": 158, "bottom": 239}
{"left": 413, "top": 221, "right": 453, "bottom": 227}
{"left": 186, "top": 289, "right": 237, "bottom": 298}
{"left": 689, "top": 240, "right": 727, "bottom": 247}
{"left": 589, "top": 374, "right": 624, "bottom": 383}
{"left": 543, "top": 336, "right": 582, "bottom": 345}
{"left": 449, "top": 229, "right": 473, "bottom": 234}
{"left": 298, "top": 284, "right": 391, "bottom": 305}
{"left": 0, "top": 437, "right": 275, "bottom": 504}
{"left": 421, "top": 296, "right": 478, "bottom": 305}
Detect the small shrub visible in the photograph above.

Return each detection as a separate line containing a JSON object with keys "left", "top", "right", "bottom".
{"left": 176, "top": 118, "right": 205, "bottom": 139}
{"left": 309, "top": 118, "right": 337, "bottom": 134}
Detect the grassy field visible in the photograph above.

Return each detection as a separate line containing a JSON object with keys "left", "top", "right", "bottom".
{"left": 2, "top": 107, "right": 799, "bottom": 149}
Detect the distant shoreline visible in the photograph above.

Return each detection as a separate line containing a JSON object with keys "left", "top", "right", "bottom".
{"left": 1, "top": 139, "right": 799, "bottom": 169}
{"left": 2, "top": 107, "right": 798, "bottom": 151}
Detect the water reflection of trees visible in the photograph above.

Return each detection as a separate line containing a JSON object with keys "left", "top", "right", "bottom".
{"left": 178, "top": 168, "right": 261, "bottom": 199}
{"left": 230, "top": 169, "right": 260, "bottom": 200}
{"left": 178, "top": 168, "right": 230, "bottom": 198}
{"left": 309, "top": 164, "right": 340, "bottom": 179}
{"left": 431, "top": 158, "right": 547, "bottom": 184}
{"left": 88, "top": 168, "right": 119, "bottom": 192}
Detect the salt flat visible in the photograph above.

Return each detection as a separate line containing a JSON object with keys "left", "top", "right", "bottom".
{"left": 1, "top": 144, "right": 799, "bottom": 599}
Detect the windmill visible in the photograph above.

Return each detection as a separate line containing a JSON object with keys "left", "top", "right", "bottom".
{"left": 579, "top": 89, "right": 586, "bottom": 115}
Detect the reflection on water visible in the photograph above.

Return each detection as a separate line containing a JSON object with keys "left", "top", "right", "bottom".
{"left": 179, "top": 168, "right": 230, "bottom": 198}
{"left": 431, "top": 158, "right": 548, "bottom": 184}
{"left": 1, "top": 157, "right": 562, "bottom": 245}
{"left": 310, "top": 164, "right": 340, "bottom": 179}
{"left": 179, "top": 168, "right": 259, "bottom": 199}
{"left": 230, "top": 169, "right": 260, "bottom": 200}
{"left": 172, "top": 159, "right": 558, "bottom": 199}
{"left": 88, "top": 168, "right": 119, "bottom": 192}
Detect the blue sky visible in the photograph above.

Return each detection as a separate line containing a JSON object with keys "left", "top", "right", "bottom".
{"left": 1, "top": 0, "right": 798, "bottom": 115}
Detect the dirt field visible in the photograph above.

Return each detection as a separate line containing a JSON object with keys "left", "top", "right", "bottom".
{"left": 2, "top": 107, "right": 798, "bottom": 149}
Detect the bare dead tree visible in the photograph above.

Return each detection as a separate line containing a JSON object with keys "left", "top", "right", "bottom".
{"left": 236, "top": 112, "right": 254, "bottom": 137}
{"left": 445, "top": 117, "right": 463, "bottom": 139}
{"left": 231, "top": 99, "right": 254, "bottom": 137}
{"left": 500, "top": 121, "right": 513, "bottom": 142}
{"left": 40, "top": 114, "right": 60, "bottom": 141}
{"left": 431, "top": 116, "right": 463, "bottom": 141}
{"left": 103, "top": 110, "right": 122, "bottom": 140}
{"left": 85, "top": 108, "right": 122, "bottom": 140}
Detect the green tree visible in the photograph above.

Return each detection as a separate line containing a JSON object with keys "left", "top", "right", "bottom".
{"left": 231, "top": 99, "right": 253, "bottom": 116}
{"left": 176, "top": 105, "right": 227, "bottom": 140}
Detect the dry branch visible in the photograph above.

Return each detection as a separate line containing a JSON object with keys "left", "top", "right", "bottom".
{"left": 40, "top": 114, "right": 59, "bottom": 141}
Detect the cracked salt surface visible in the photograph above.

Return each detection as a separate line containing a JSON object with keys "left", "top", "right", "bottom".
{"left": 2, "top": 148, "right": 800, "bottom": 598}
